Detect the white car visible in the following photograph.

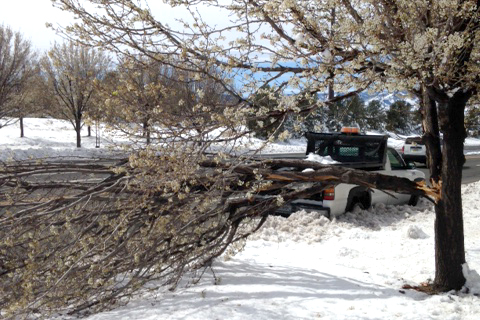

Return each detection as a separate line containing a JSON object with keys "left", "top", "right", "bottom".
{"left": 402, "top": 136, "right": 426, "bottom": 164}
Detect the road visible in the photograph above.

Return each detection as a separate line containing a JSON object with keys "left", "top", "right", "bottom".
{"left": 416, "top": 155, "right": 480, "bottom": 184}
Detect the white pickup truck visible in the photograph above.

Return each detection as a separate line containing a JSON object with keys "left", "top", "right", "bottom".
{"left": 275, "top": 130, "right": 426, "bottom": 218}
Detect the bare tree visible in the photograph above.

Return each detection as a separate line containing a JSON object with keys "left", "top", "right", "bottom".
{"left": 0, "top": 24, "right": 36, "bottom": 128}
{"left": 41, "top": 41, "right": 111, "bottom": 147}
{"left": 11, "top": 65, "right": 46, "bottom": 137}
{"left": 98, "top": 56, "right": 233, "bottom": 146}
{"left": 98, "top": 57, "right": 171, "bottom": 145}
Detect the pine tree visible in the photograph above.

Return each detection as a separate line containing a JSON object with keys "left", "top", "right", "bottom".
{"left": 465, "top": 105, "right": 480, "bottom": 137}
{"left": 325, "top": 95, "right": 366, "bottom": 131}
{"left": 365, "top": 100, "right": 386, "bottom": 131}
{"left": 246, "top": 86, "right": 282, "bottom": 139}
{"left": 386, "top": 100, "right": 412, "bottom": 134}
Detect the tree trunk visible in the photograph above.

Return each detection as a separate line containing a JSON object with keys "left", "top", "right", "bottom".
{"left": 88, "top": 125, "right": 91, "bottom": 137}
{"left": 75, "top": 118, "right": 82, "bottom": 148}
{"left": 432, "top": 92, "right": 468, "bottom": 291}
{"left": 20, "top": 117, "right": 24, "bottom": 138}
{"left": 143, "top": 121, "right": 150, "bottom": 145}
{"left": 95, "top": 121, "right": 100, "bottom": 148}
{"left": 421, "top": 89, "right": 442, "bottom": 184}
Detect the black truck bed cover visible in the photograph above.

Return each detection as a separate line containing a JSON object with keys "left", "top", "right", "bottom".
{"left": 304, "top": 132, "right": 388, "bottom": 170}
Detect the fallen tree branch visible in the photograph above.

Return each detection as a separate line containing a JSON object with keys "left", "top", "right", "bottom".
{"left": 0, "top": 154, "right": 434, "bottom": 318}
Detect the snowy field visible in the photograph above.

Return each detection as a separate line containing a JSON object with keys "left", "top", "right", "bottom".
{"left": 0, "top": 118, "right": 128, "bottom": 161}
{"left": 83, "top": 194, "right": 480, "bottom": 320}
{"left": 1, "top": 118, "right": 480, "bottom": 162}
{"left": 2, "top": 118, "right": 480, "bottom": 320}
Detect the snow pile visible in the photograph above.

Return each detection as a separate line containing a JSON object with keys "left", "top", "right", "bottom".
{"left": 305, "top": 152, "right": 339, "bottom": 164}
{"left": 250, "top": 210, "right": 331, "bottom": 243}
{"left": 463, "top": 264, "right": 480, "bottom": 295}
{"left": 301, "top": 153, "right": 339, "bottom": 172}
{"left": 406, "top": 225, "right": 429, "bottom": 239}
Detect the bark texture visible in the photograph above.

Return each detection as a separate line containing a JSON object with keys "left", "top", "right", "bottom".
{"left": 421, "top": 89, "right": 442, "bottom": 184}
{"left": 426, "top": 89, "right": 470, "bottom": 291}
{"left": 75, "top": 117, "right": 82, "bottom": 148}
{"left": 20, "top": 117, "right": 24, "bottom": 138}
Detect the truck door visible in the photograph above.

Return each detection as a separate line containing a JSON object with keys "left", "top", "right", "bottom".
{"left": 385, "top": 148, "right": 412, "bottom": 205}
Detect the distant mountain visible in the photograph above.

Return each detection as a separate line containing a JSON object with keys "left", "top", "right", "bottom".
{"left": 359, "top": 91, "right": 419, "bottom": 110}
{"left": 315, "top": 91, "right": 419, "bottom": 110}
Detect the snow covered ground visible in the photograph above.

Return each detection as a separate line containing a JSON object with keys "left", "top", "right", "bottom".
{"left": 0, "top": 118, "right": 131, "bottom": 161}
{"left": 75, "top": 189, "right": 480, "bottom": 320}
{"left": 2, "top": 118, "right": 480, "bottom": 320}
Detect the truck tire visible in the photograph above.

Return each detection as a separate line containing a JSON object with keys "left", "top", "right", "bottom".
{"left": 346, "top": 188, "right": 371, "bottom": 212}
{"left": 408, "top": 195, "right": 419, "bottom": 206}
{"left": 349, "top": 198, "right": 365, "bottom": 212}
{"left": 408, "top": 178, "right": 425, "bottom": 206}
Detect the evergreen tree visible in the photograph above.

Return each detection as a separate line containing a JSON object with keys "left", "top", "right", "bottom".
{"left": 283, "top": 94, "right": 323, "bottom": 138}
{"left": 246, "top": 86, "right": 281, "bottom": 139}
{"left": 465, "top": 105, "right": 480, "bottom": 137}
{"left": 386, "top": 100, "right": 412, "bottom": 134}
{"left": 325, "top": 94, "right": 366, "bottom": 132}
{"left": 365, "top": 100, "right": 386, "bottom": 131}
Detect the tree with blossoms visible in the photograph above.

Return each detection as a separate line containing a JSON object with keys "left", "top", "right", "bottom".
{"left": 1, "top": 0, "right": 479, "bottom": 317}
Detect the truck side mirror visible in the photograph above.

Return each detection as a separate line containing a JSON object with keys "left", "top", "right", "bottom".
{"left": 407, "top": 162, "right": 416, "bottom": 169}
